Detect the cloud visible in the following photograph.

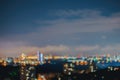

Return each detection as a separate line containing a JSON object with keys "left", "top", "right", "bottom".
{"left": 2, "top": 9, "right": 120, "bottom": 41}
{"left": 39, "top": 45, "right": 70, "bottom": 53}
{"left": 0, "top": 9, "right": 120, "bottom": 57}
{"left": 37, "top": 10, "right": 120, "bottom": 34}
{"left": 26, "top": 10, "right": 120, "bottom": 47}
{"left": 0, "top": 41, "right": 70, "bottom": 57}
{"left": 75, "top": 45, "right": 100, "bottom": 52}
{"left": 53, "top": 9, "right": 102, "bottom": 18}
{"left": 101, "top": 44, "right": 120, "bottom": 53}
{"left": 101, "top": 35, "right": 107, "bottom": 39}
{"left": 1, "top": 40, "right": 120, "bottom": 57}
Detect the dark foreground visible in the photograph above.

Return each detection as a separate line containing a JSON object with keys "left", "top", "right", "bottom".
{"left": 0, "top": 65, "right": 120, "bottom": 80}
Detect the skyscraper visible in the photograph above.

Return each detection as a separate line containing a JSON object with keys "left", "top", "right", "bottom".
{"left": 37, "top": 51, "right": 44, "bottom": 64}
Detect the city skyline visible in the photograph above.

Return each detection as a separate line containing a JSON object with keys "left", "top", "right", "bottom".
{"left": 0, "top": 0, "right": 120, "bottom": 57}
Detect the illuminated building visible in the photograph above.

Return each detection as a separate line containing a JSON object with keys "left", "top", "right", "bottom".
{"left": 0, "top": 58, "right": 4, "bottom": 66}
{"left": 20, "top": 66, "right": 26, "bottom": 80}
{"left": 6, "top": 57, "right": 14, "bottom": 65}
{"left": 38, "top": 74, "right": 46, "bottom": 80}
{"left": 20, "top": 65, "right": 37, "bottom": 80}
{"left": 37, "top": 51, "right": 44, "bottom": 64}
{"left": 89, "top": 65, "right": 94, "bottom": 72}
{"left": 20, "top": 53, "right": 26, "bottom": 60}
{"left": 63, "top": 62, "right": 75, "bottom": 75}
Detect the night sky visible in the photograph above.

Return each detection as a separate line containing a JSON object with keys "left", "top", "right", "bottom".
{"left": 0, "top": 0, "right": 120, "bottom": 57}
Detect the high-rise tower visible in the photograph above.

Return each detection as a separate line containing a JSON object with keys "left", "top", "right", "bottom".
{"left": 37, "top": 51, "right": 44, "bottom": 64}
